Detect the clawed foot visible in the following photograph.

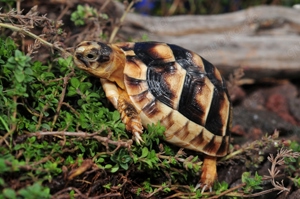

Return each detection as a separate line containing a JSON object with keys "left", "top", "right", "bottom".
{"left": 127, "top": 118, "right": 144, "bottom": 144}
{"left": 195, "top": 155, "right": 217, "bottom": 193}
{"left": 133, "top": 131, "right": 144, "bottom": 144}
{"left": 117, "top": 95, "right": 144, "bottom": 145}
{"left": 194, "top": 182, "right": 213, "bottom": 193}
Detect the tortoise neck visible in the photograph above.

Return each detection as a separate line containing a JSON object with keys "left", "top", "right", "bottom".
{"left": 106, "top": 44, "right": 126, "bottom": 89}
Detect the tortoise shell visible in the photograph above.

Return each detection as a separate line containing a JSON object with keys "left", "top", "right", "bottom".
{"left": 74, "top": 41, "right": 231, "bottom": 157}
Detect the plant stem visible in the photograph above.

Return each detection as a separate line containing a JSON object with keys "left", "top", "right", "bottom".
{"left": 0, "top": 22, "right": 70, "bottom": 56}
{"left": 109, "top": 0, "right": 136, "bottom": 43}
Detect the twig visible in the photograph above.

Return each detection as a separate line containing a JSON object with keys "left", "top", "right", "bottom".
{"left": 26, "top": 39, "right": 41, "bottom": 57}
{"left": 61, "top": 102, "right": 80, "bottom": 116}
{"left": 51, "top": 72, "right": 75, "bottom": 130}
{"left": 220, "top": 132, "right": 280, "bottom": 162}
{"left": 4, "top": 160, "right": 49, "bottom": 172}
{"left": 209, "top": 149, "right": 300, "bottom": 199}
{"left": 16, "top": 0, "right": 21, "bottom": 13}
{"left": 0, "top": 22, "right": 69, "bottom": 56}
{"left": 56, "top": 4, "right": 70, "bottom": 22}
{"left": 100, "top": 0, "right": 112, "bottom": 12}
{"left": 266, "top": 148, "right": 300, "bottom": 194}
{"left": 88, "top": 192, "right": 122, "bottom": 199}
{"left": 27, "top": 131, "right": 133, "bottom": 149}
{"left": 51, "top": 187, "right": 89, "bottom": 199}
{"left": 167, "top": 0, "right": 181, "bottom": 16}
{"left": 109, "top": 0, "right": 138, "bottom": 43}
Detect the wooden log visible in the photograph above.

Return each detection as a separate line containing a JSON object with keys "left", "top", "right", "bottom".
{"left": 118, "top": 5, "right": 300, "bottom": 80}
{"left": 124, "top": 5, "right": 300, "bottom": 35}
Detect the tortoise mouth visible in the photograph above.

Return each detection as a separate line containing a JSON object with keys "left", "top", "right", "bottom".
{"left": 75, "top": 53, "right": 90, "bottom": 68}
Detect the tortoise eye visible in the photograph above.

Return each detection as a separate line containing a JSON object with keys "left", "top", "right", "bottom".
{"left": 87, "top": 53, "right": 96, "bottom": 59}
{"left": 85, "top": 49, "right": 99, "bottom": 61}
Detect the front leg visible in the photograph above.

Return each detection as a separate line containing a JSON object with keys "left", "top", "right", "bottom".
{"left": 117, "top": 92, "right": 144, "bottom": 144}
{"left": 100, "top": 78, "right": 119, "bottom": 109}
{"left": 101, "top": 78, "right": 144, "bottom": 144}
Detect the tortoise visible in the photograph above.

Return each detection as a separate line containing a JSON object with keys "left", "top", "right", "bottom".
{"left": 73, "top": 41, "right": 232, "bottom": 191}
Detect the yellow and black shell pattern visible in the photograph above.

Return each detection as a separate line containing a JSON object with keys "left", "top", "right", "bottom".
{"left": 117, "top": 42, "right": 231, "bottom": 157}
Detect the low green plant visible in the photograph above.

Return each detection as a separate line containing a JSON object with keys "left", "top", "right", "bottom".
{"left": 1, "top": 182, "right": 50, "bottom": 199}
{"left": 0, "top": 36, "right": 201, "bottom": 198}
{"left": 71, "top": 5, "right": 97, "bottom": 26}
{"left": 242, "top": 171, "right": 263, "bottom": 193}
{"left": 70, "top": 4, "right": 108, "bottom": 26}
{"left": 0, "top": 37, "right": 111, "bottom": 197}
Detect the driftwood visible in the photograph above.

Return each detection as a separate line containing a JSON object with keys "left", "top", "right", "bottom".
{"left": 117, "top": 5, "right": 300, "bottom": 80}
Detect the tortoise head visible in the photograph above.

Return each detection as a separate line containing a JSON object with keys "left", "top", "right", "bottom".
{"left": 73, "top": 41, "right": 116, "bottom": 78}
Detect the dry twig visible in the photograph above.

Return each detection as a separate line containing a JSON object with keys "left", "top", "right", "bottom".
{"left": 266, "top": 148, "right": 300, "bottom": 194}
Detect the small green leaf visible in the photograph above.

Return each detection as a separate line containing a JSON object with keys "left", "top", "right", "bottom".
{"left": 111, "top": 164, "right": 119, "bottom": 173}
{"left": 104, "top": 164, "right": 112, "bottom": 169}
{"left": 87, "top": 92, "right": 100, "bottom": 99}
{"left": 103, "top": 183, "right": 111, "bottom": 189}
{"left": 215, "top": 181, "right": 229, "bottom": 194}
{"left": 144, "top": 159, "right": 153, "bottom": 168}
{"left": 120, "top": 163, "right": 129, "bottom": 170}
{"left": 3, "top": 188, "right": 17, "bottom": 199}
{"left": 67, "top": 87, "right": 77, "bottom": 97}
{"left": 78, "top": 82, "right": 91, "bottom": 92}
{"left": 241, "top": 172, "right": 250, "bottom": 183}
{"left": 70, "top": 77, "right": 80, "bottom": 88}
{"left": 141, "top": 147, "right": 149, "bottom": 158}
{"left": 0, "top": 158, "right": 9, "bottom": 173}
{"left": 14, "top": 49, "right": 23, "bottom": 58}
{"left": 69, "top": 190, "right": 75, "bottom": 199}
{"left": 14, "top": 71, "right": 25, "bottom": 82}
{"left": 112, "top": 111, "right": 120, "bottom": 121}
{"left": 0, "top": 177, "right": 5, "bottom": 186}
{"left": 97, "top": 158, "right": 104, "bottom": 163}
{"left": 24, "top": 67, "right": 33, "bottom": 75}
{"left": 41, "top": 123, "right": 51, "bottom": 130}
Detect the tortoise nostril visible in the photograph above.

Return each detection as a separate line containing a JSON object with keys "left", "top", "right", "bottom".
{"left": 76, "top": 53, "right": 83, "bottom": 60}
{"left": 76, "top": 53, "right": 90, "bottom": 68}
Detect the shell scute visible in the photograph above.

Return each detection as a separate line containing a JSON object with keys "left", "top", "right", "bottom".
{"left": 130, "top": 91, "right": 155, "bottom": 111}
{"left": 124, "top": 57, "right": 148, "bottom": 81}
{"left": 140, "top": 100, "right": 173, "bottom": 127}
{"left": 124, "top": 75, "right": 149, "bottom": 96}
{"left": 178, "top": 75, "right": 214, "bottom": 126}
{"left": 134, "top": 42, "right": 176, "bottom": 64}
{"left": 147, "top": 62, "right": 186, "bottom": 110}
{"left": 189, "top": 130, "right": 205, "bottom": 147}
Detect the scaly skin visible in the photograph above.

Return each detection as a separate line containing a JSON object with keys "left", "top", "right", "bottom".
{"left": 195, "top": 155, "right": 217, "bottom": 193}
{"left": 117, "top": 91, "right": 144, "bottom": 144}
{"left": 74, "top": 42, "right": 144, "bottom": 144}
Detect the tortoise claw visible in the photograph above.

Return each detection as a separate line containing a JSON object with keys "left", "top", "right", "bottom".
{"left": 194, "top": 183, "right": 201, "bottom": 192}
{"left": 194, "top": 183, "right": 212, "bottom": 193}
{"left": 133, "top": 131, "right": 144, "bottom": 144}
